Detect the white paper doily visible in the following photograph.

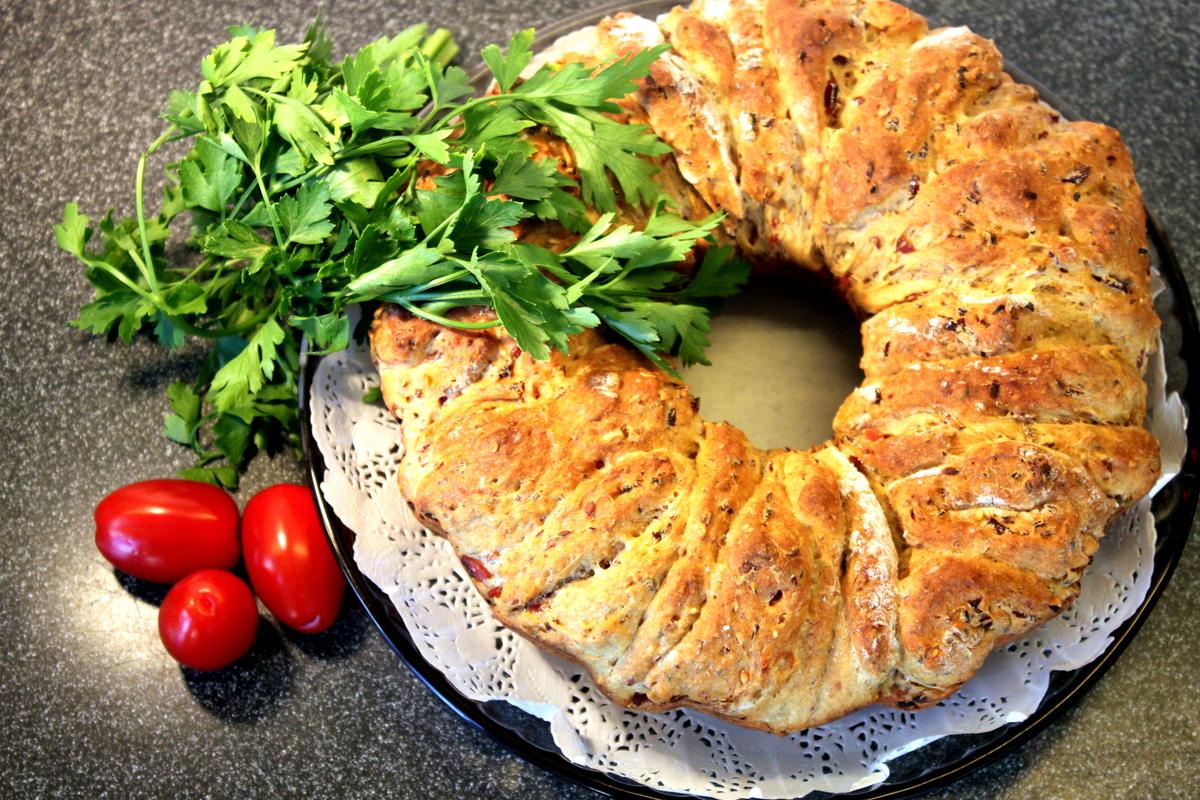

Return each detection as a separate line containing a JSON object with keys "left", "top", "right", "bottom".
{"left": 310, "top": 306, "right": 1184, "bottom": 798}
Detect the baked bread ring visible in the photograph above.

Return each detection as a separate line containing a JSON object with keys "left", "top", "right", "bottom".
{"left": 369, "top": 0, "right": 1160, "bottom": 734}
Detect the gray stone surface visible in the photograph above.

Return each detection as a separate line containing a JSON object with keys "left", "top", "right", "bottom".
{"left": 0, "top": 0, "right": 1196, "bottom": 798}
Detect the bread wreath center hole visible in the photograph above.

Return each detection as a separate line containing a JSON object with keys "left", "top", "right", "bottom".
{"left": 680, "top": 275, "right": 863, "bottom": 451}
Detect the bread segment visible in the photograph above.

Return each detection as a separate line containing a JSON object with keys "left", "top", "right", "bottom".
{"left": 369, "top": 0, "right": 1160, "bottom": 733}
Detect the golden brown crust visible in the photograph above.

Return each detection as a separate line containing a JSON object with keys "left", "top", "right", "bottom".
{"left": 836, "top": 346, "right": 1147, "bottom": 431}
{"left": 368, "top": 0, "right": 1161, "bottom": 734}
{"left": 891, "top": 548, "right": 1066, "bottom": 700}
{"left": 859, "top": 291, "right": 1157, "bottom": 378}
{"left": 886, "top": 440, "right": 1111, "bottom": 582}
{"left": 609, "top": 422, "right": 762, "bottom": 693}
{"left": 838, "top": 418, "right": 1159, "bottom": 512}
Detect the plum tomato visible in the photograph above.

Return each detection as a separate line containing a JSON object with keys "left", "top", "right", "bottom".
{"left": 158, "top": 570, "right": 258, "bottom": 671}
{"left": 94, "top": 479, "right": 240, "bottom": 583}
{"left": 241, "top": 484, "right": 345, "bottom": 634}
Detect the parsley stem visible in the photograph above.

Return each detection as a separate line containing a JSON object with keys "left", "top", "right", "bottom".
{"left": 594, "top": 266, "right": 637, "bottom": 293}
{"left": 134, "top": 126, "right": 177, "bottom": 299}
{"left": 402, "top": 267, "right": 469, "bottom": 295}
{"left": 427, "top": 92, "right": 527, "bottom": 133}
{"left": 87, "top": 259, "right": 160, "bottom": 304}
{"left": 420, "top": 28, "right": 458, "bottom": 68}
{"left": 398, "top": 301, "right": 500, "bottom": 329}
{"left": 382, "top": 288, "right": 487, "bottom": 304}
{"left": 271, "top": 164, "right": 331, "bottom": 196}
{"left": 339, "top": 137, "right": 411, "bottom": 159}
{"left": 228, "top": 181, "right": 259, "bottom": 220}
{"left": 251, "top": 160, "right": 285, "bottom": 247}
{"left": 176, "top": 256, "right": 216, "bottom": 284}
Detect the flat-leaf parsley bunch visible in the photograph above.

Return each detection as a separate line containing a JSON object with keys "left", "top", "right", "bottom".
{"left": 56, "top": 22, "right": 748, "bottom": 486}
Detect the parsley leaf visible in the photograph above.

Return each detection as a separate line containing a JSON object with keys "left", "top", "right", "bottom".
{"left": 276, "top": 183, "right": 334, "bottom": 245}
{"left": 490, "top": 151, "right": 558, "bottom": 201}
{"left": 209, "top": 318, "right": 287, "bottom": 413}
{"left": 178, "top": 138, "right": 242, "bottom": 212}
{"left": 481, "top": 29, "right": 535, "bottom": 93}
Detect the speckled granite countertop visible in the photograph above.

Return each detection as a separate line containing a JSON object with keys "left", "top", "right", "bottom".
{"left": 0, "top": 0, "right": 1196, "bottom": 797}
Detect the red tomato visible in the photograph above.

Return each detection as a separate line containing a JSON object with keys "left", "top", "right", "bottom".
{"left": 158, "top": 570, "right": 258, "bottom": 671}
{"left": 95, "top": 479, "right": 240, "bottom": 583}
{"left": 241, "top": 484, "right": 345, "bottom": 634}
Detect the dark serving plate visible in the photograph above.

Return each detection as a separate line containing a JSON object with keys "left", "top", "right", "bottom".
{"left": 298, "top": 3, "right": 1200, "bottom": 797}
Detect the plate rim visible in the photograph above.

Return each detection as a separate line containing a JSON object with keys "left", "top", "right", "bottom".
{"left": 297, "top": 5, "right": 1200, "bottom": 795}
